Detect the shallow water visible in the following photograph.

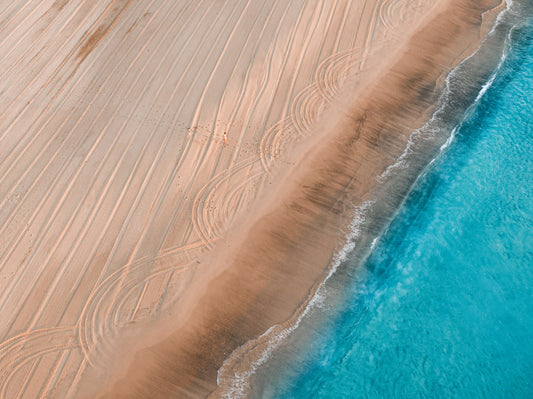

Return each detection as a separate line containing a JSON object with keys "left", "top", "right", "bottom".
{"left": 263, "top": 11, "right": 533, "bottom": 399}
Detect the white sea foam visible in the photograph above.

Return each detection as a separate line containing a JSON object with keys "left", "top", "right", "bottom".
{"left": 438, "top": 12, "right": 518, "bottom": 160}
{"left": 213, "top": 200, "right": 375, "bottom": 398}
{"left": 377, "top": 0, "right": 515, "bottom": 183}
{"left": 475, "top": 27, "right": 515, "bottom": 102}
{"left": 213, "top": 2, "right": 526, "bottom": 397}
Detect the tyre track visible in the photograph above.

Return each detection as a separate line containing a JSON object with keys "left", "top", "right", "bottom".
{"left": 105, "top": 0, "right": 259, "bottom": 275}
{"left": 0, "top": 0, "right": 407, "bottom": 396}
{"left": 0, "top": 0, "right": 188, "bottom": 334}
{"left": 192, "top": 159, "right": 265, "bottom": 249}
{"left": 259, "top": 119, "right": 295, "bottom": 173}
{"left": 0, "top": 0, "right": 28, "bottom": 31}
{"left": 0, "top": 0, "right": 54, "bottom": 49}
{"left": 0, "top": 0, "right": 166, "bottom": 269}
{"left": 88, "top": 0, "right": 239, "bottom": 287}
{"left": 379, "top": 0, "right": 435, "bottom": 37}
{"left": 225, "top": 0, "right": 292, "bottom": 168}
{"left": 78, "top": 245, "right": 200, "bottom": 368}
{"left": 290, "top": 83, "right": 325, "bottom": 136}
{"left": 260, "top": 0, "right": 382, "bottom": 175}
{"left": 0, "top": 327, "right": 78, "bottom": 399}
{"left": 0, "top": 0, "right": 124, "bottom": 135}
{"left": 122, "top": 0, "right": 283, "bottom": 318}
{"left": 0, "top": 0, "right": 94, "bottom": 95}
{"left": 0, "top": 0, "right": 212, "bottom": 354}
{"left": 0, "top": 0, "right": 152, "bottom": 179}
{"left": 315, "top": 47, "right": 366, "bottom": 103}
{"left": 7, "top": 0, "right": 237, "bottom": 382}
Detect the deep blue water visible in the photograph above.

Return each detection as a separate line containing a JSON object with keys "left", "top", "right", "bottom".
{"left": 270, "top": 15, "right": 533, "bottom": 399}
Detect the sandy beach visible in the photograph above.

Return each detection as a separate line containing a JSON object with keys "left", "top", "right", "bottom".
{"left": 0, "top": 0, "right": 503, "bottom": 397}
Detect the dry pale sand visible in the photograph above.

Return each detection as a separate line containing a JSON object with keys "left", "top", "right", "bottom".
{"left": 0, "top": 0, "right": 502, "bottom": 398}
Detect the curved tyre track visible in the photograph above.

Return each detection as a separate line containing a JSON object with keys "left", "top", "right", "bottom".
{"left": 78, "top": 243, "right": 202, "bottom": 368}
{"left": 379, "top": 0, "right": 433, "bottom": 35}
{"left": 0, "top": 327, "right": 78, "bottom": 399}
{"left": 192, "top": 160, "right": 266, "bottom": 248}
{"left": 316, "top": 47, "right": 366, "bottom": 103}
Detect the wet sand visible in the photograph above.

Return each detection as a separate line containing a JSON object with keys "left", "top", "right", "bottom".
{"left": 95, "top": 0, "right": 501, "bottom": 397}
{"left": 0, "top": 0, "right": 502, "bottom": 398}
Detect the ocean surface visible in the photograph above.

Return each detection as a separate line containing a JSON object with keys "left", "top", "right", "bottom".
{"left": 251, "top": 8, "right": 533, "bottom": 399}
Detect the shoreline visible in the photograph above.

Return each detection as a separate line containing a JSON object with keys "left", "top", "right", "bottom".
{"left": 90, "top": 0, "right": 512, "bottom": 397}
{"left": 217, "top": 1, "right": 525, "bottom": 396}
{"left": 252, "top": 12, "right": 533, "bottom": 396}
{"left": 238, "top": 2, "right": 533, "bottom": 396}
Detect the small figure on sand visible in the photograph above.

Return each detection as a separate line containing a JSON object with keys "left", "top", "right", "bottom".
{"left": 223, "top": 131, "right": 228, "bottom": 145}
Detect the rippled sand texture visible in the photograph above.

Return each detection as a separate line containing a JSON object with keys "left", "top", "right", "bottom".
{"left": 0, "top": 0, "right": 495, "bottom": 397}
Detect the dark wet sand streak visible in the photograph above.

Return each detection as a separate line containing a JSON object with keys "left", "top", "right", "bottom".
{"left": 96, "top": 0, "right": 501, "bottom": 397}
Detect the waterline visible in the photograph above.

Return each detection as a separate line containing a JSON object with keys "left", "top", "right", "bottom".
{"left": 264, "top": 11, "right": 533, "bottom": 398}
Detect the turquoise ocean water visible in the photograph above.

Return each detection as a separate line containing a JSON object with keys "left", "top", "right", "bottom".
{"left": 258, "top": 9, "right": 533, "bottom": 399}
